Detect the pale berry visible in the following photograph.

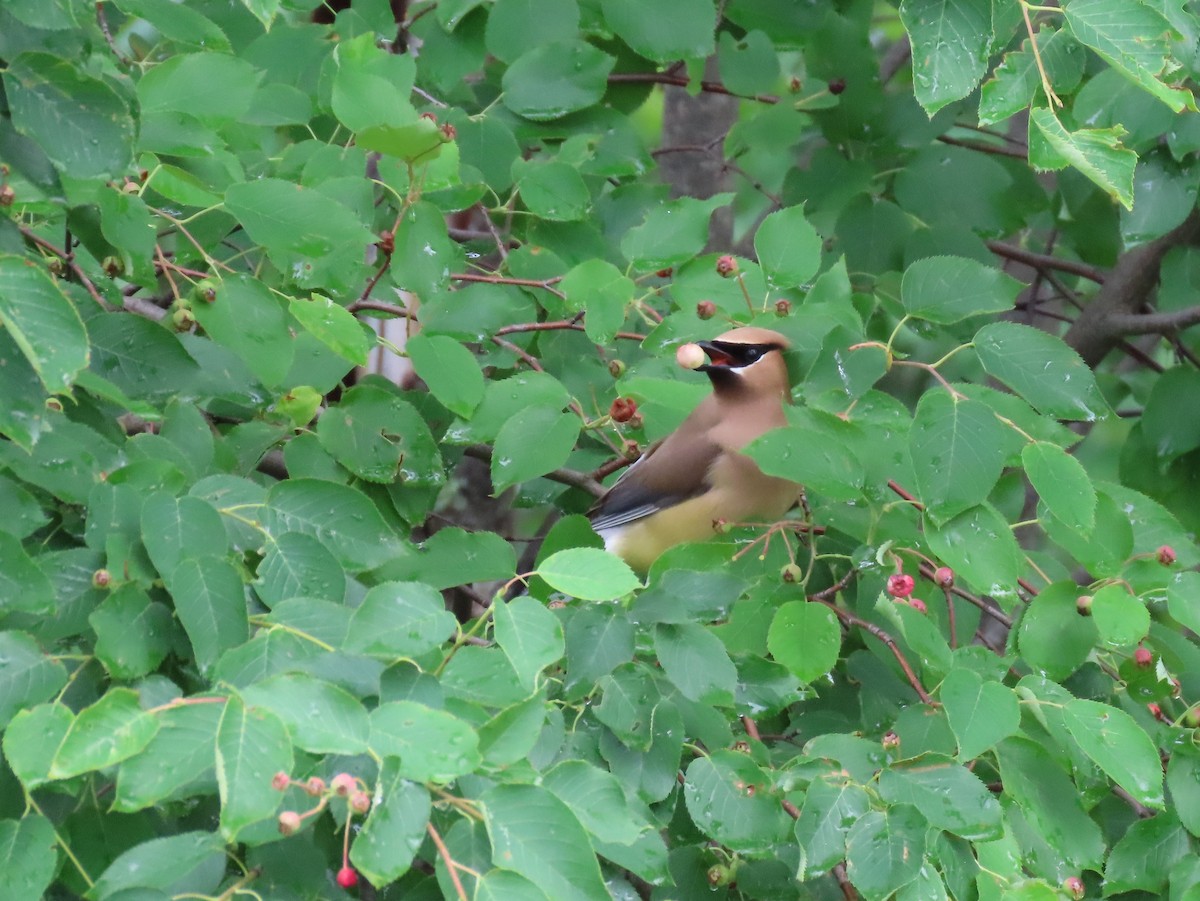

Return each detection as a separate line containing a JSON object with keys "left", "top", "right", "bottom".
{"left": 887, "top": 573, "right": 915, "bottom": 598}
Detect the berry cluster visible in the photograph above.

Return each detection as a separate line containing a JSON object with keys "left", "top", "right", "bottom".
{"left": 273, "top": 770, "right": 371, "bottom": 890}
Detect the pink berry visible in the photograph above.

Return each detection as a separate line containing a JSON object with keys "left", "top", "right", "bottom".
{"left": 695, "top": 300, "right": 716, "bottom": 320}
{"left": 908, "top": 598, "right": 927, "bottom": 614}
{"left": 336, "top": 866, "right": 358, "bottom": 888}
{"left": 676, "top": 342, "right": 707, "bottom": 370}
{"left": 609, "top": 397, "right": 638, "bottom": 423}
{"left": 271, "top": 771, "right": 290, "bottom": 791}
{"left": 715, "top": 255, "right": 738, "bottom": 277}
{"left": 305, "top": 777, "right": 326, "bottom": 796}
{"left": 350, "top": 790, "right": 371, "bottom": 814}
{"left": 933, "top": 566, "right": 954, "bottom": 587}
{"left": 882, "top": 730, "right": 900, "bottom": 751}
{"left": 278, "top": 811, "right": 301, "bottom": 835}
{"left": 887, "top": 573, "right": 915, "bottom": 598}
{"left": 1063, "top": 876, "right": 1084, "bottom": 900}
{"left": 1134, "top": 647, "right": 1152, "bottom": 668}
{"left": 1076, "top": 595, "right": 1093, "bottom": 616}
{"left": 331, "top": 773, "right": 356, "bottom": 797}
{"left": 1157, "top": 545, "right": 1176, "bottom": 565}
{"left": 774, "top": 299, "right": 791, "bottom": 317}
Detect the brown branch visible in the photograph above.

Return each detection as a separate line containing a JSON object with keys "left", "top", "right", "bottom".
{"left": 886, "top": 479, "right": 924, "bottom": 510}
{"left": 95, "top": 2, "right": 129, "bottom": 64}
{"left": 426, "top": 822, "right": 468, "bottom": 901}
{"left": 916, "top": 562, "right": 1013, "bottom": 628}
{"left": 346, "top": 299, "right": 413, "bottom": 318}
{"left": 452, "top": 272, "right": 566, "bottom": 299}
{"left": 986, "top": 240, "right": 1105, "bottom": 284}
{"left": 807, "top": 566, "right": 859, "bottom": 602}
{"left": 812, "top": 597, "right": 934, "bottom": 704}
{"left": 1103, "top": 304, "right": 1200, "bottom": 337}
{"left": 589, "top": 454, "right": 636, "bottom": 482}
{"left": 880, "top": 35, "right": 911, "bottom": 84}
{"left": 607, "top": 72, "right": 779, "bottom": 105}
{"left": 17, "top": 224, "right": 111, "bottom": 309}
{"left": 833, "top": 863, "right": 860, "bottom": 901}
{"left": 494, "top": 320, "right": 646, "bottom": 342}
{"left": 741, "top": 716, "right": 761, "bottom": 741}
{"left": 937, "top": 134, "right": 1027, "bottom": 160}
{"left": 1064, "top": 210, "right": 1200, "bottom": 366}
{"left": 463, "top": 444, "right": 604, "bottom": 498}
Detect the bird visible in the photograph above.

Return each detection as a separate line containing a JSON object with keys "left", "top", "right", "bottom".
{"left": 589, "top": 326, "right": 801, "bottom": 572}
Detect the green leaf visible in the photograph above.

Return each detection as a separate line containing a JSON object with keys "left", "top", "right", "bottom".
{"left": 0, "top": 329, "right": 48, "bottom": 449}
{"left": 974, "top": 321, "right": 1110, "bottom": 421}
{"left": 2, "top": 53, "right": 135, "bottom": 178}
{"left": 491, "top": 405, "right": 581, "bottom": 494}
{"left": 717, "top": 28, "right": 781, "bottom": 96}
{"left": 386, "top": 527, "right": 516, "bottom": 591}
{"left": 620, "top": 194, "right": 734, "bottom": 271}
{"left": 113, "top": 701, "right": 222, "bottom": 811}
{"left": 255, "top": 531, "right": 345, "bottom": 607}
{"left": 978, "top": 29, "right": 1085, "bottom": 126}
{"left": 482, "top": 783, "right": 611, "bottom": 900}
{"left": 564, "top": 605, "right": 636, "bottom": 691}
{"left": 0, "top": 255, "right": 89, "bottom": 393}
{"left": 191, "top": 275, "right": 294, "bottom": 387}
{"left": 1103, "top": 813, "right": 1190, "bottom": 894}
{"left": 1028, "top": 106, "right": 1137, "bottom": 209}
{"left": 485, "top": 0, "right": 580, "bottom": 64}
{"left": 899, "top": 0, "right": 992, "bottom": 114}
{"left": 600, "top": 0, "right": 715, "bottom": 62}
{"left": 1090, "top": 583, "right": 1150, "bottom": 648}
{"left": 536, "top": 548, "right": 641, "bottom": 600}
{"left": 89, "top": 831, "right": 225, "bottom": 900}
{"left": 478, "top": 691, "right": 546, "bottom": 766}
{"left": 795, "top": 777, "right": 871, "bottom": 872}
{"left": 845, "top": 805, "right": 928, "bottom": 900}
{"left": 514, "top": 159, "right": 591, "bottom": 221}
{"left": 89, "top": 586, "right": 174, "bottom": 680}
{"left": 653, "top": 623, "right": 737, "bottom": 705}
{"left": 406, "top": 333, "right": 486, "bottom": 418}
{"left": 684, "top": 751, "right": 791, "bottom": 853}
{"left": 909, "top": 392, "right": 1009, "bottom": 522}
{"left": 1062, "top": 0, "right": 1196, "bottom": 113}
{"left": 502, "top": 41, "right": 615, "bottom": 121}
{"left": 317, "top": 385, "right": 443, "bottom": 484}
{"left": 225, "top": 180, "right": 373, "bottom": 293}
{"left": 1062, "top": 698, "right": 1164, "bottom": 808}
{"left": 264, "top": 478, "right": 405, "bottom": 571}
{"left": 997, "top": 737, "right": 1105, "bottom": 870}
{"left": 879, "top": 756, "right": 1002, "bottom": 840}
{"left": 766, "top": 601, "right": 841, "bottom": 684}
{"left": 49, "top": 688, "right": 159, "bottom": 779}
{"left": 165, "top": 556, "right": 249, "bottom": 674}
{"left": 745, "top": 424, "right": 862, "bottom": 502}
{"left": 940, "top": 667, "right": 1020, "bottom": 760}
{"left": 1141, "top": 366, "right": 1200, "bottom": 461}
{"left": 287, "top": 295, "right": 371, "bottom": 365}
{"left": 1168, "top": 571, "right": 1200, "bottom": 636}
{"left": 216, "top": 694, "right": 292, "bottom": 842}
{"left": 370, "top": 701, "right": 481, "bottom": 782}
{"left": 2, "top": 705, "right": 72, "bottom": 789}
{"left": 926, "top": 503, "right": 1025, "bottom": 606}
{"left": 350, "top": 760, "right": 431, "bottom": 886}
{"left": 0, "top": 532, "right": 54, "bottom": 614}
{"left": 542, "top": 760, "right": 648, "bottom": 845}
{"left": 1022, "top": 441, "right": 1095, "bottom": 534}
{"left": 1016, "top": 581, "right": 1098, "bottom": 679}
{"left": 0, "top": 632, "right": 67, "bottom": 729}
{"left": 561, "top": 259, "right": 635, "bottom": 345}
{"left": 241, "top": 673, "right": 369, "bottom": 755}
{"left": 901, "top": 256, "right": 1022, "bottom": 323}
{"left": 0, "top": 815, "right": 57, "bottom": 901}
{"left": 345, "top": 581, "right": 456, "bottom": 657}
{"left": 1167, "top": 747, "right": 1200, "bottom": 838}
{"left": 110, "top": 0, "right": 231, "bottom": 51}
{"left": 88, "top": 313, "right": 199, "bottom": 403}
{"left": 329, "top": 34, "right": 417, "bottom": 132}
{"left": 754, "top": 206, "right": 822, "bottom": 290}
{"left": 141, "top": 492, "right": 228, "bottom": 578}
{"left": 138, "top": 52, "right": 260, "bottom": 122}
{"left": 494, "top": 596, "right": 566, "bottom": 690}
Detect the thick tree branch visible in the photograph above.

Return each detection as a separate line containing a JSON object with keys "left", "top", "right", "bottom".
{"left": 1102, "top": 304, "right": 1200, "bottom": 337}
{"left": 1064, "top": 211, "right": 1200, "bottom": 366}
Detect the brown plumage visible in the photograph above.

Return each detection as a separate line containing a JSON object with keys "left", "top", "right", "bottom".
{"left": 589, "top": 326, "right": 800, "bottom": 571}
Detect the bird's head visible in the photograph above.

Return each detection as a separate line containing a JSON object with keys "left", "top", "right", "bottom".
{"left": 695, "top": 326, "right": 791, "bottom": 399}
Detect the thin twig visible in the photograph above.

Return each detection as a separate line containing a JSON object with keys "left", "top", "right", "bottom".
{"left": 833, "top": 863, "right": 859, "bottom": 901}
{"left": 937, "top": 134, "right": 1027, "bottom": 160}
{"left": 452, "top": 272, "right": 566, "bottom": 299}
{"left": 463, "top": 444, "right": 603, "bottom": 498}
{"left": 494, "top": 320, "right": 646, "bottom": 341}
{"left": 607, "top": 72, "right": 779, "bottom": 104}
{"left": 17, "top": 225, "right": 111, "bottom": 308}
{"left": 813, "top": 597, "right": 934, "bottom": 704}
{"left": 986, "top": 241, "right": 1104, "bottom": 284}
{"left": 426, "top": 822, "right": 469, "bottom": 901}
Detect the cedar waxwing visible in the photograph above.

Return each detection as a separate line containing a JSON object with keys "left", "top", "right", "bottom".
{"left": 589, "top": 326, "right": 801, "bottom": 571}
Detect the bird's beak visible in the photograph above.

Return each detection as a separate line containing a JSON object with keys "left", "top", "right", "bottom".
{"left": 697, "top": 340, "right": 736, "bottom": 371}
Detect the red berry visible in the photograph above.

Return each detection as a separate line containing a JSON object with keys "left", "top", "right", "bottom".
{"left": 420, "top": 111, "right": 438, "bottom": 122}
{"left": 331, "top": 773, "right": 356, "bottom": 797}
{"left": 278, "top": 810, "right": 301, "bottom": 835}
{"left": 439, "top": 123, "right": 457, "bottom": 141}
{"left": 828, "top": 77, "right": 847, "bottom": 95}
{"left": 715, "top": 255, "right": 738, "bottom": 277}
{"left": 655, "top": 267, "right": 673, "bottom": 278}
{"left": 1063, "top": 876, "right": 1084, "bottom": 900}
{"left": 908, "top": 597, "right": 927, "bottom": 614}
{"left": 1133, "top": 647, "right": 1152, "bottom": 668}
{"left": 336, "top": 866, "right": 358, "bottom": 888}
{"left": 350, "top": 790, "right": 371, "bottom": 814}
{"left": 774, "top": 299, "right": 791, "bottom": 317}
{"left": 609, "top": 397, "right": 638, "bottom": 423}
{"left": 933, "top": 566, "right": 954, "bottom": 587}
{"left": 695, "top": 300, "right": 716, "bottom": 320}
{"left": 1157, "top": 545, "right": 1176, "bottom": 565}
{"left": 271, "top": 771, "right": 290, "bottom": 791}
{"left": 1148, "top": 702, "right": 1166, "bottom": 721}
{"left": 887, "top": 573, "right": 915, "bottom": 598}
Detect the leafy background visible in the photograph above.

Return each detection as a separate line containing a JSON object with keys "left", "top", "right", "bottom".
{"left": 1, "top": 0, "right": 1200, "bottom": 898}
